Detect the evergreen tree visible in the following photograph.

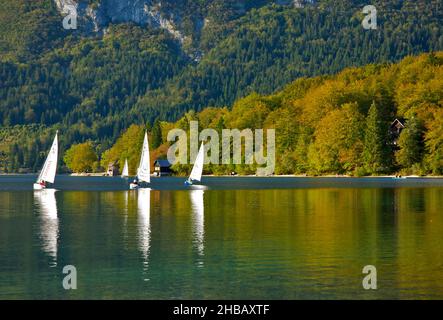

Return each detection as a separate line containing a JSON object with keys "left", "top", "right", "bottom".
{"left": 363, "top": 102, "right": 392, "bottom": 174}
{"left": 396, "top": 116, "right": 424, "bottom": 169}
{"left": 151, "top": 119, "right": 162, "bottom": 149}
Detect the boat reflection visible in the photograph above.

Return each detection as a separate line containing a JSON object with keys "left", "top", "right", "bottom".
{"left": 122, "top": 190, "right": 130, "bottom": 248}
{"left": 190, "top": 190, "right": 205, "bottom": 265}
{"left": 34, "top": 189, "right": 58, "bottom": 267}
{"left": 137, "top": 188, "right": 151, "bottom": 279}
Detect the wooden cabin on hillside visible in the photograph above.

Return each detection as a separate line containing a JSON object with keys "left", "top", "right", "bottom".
{"left": 154, "top": 159, "right": 172, "bottom": 176}
{"left": 389, "top": 118, "right": 405, "bottom": 146}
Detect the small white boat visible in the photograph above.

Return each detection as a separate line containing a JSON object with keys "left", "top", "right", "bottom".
{"left": 185, "top": 142, "right": 205, "bottom": 186}
{"left": 129, "top": 183, "right": 140, "bottom": 190}
{"left": 34, "top": 132, "right": 58, "bottom": 190}
{"left": 130, "top": 132, "right": 151, "bottom": 190}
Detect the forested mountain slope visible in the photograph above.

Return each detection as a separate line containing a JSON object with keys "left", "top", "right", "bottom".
{"left": 0, "top": 0, "right": 441, "bottom": 172}
{"left": 127, "top": 52, "right": 442, "bottom": 177}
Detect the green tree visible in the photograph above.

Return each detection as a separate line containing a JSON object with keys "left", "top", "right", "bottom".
{"left": 64, "top": 142, "right": 98, "bottom": 173}
{"left": 396, "top": 116, "right": 424, "bottom": 169}
{"left": 151, "top": 119, "right": 163, "bottom": 149}
{"left": 363, "top": 102, "right": 392, "bottom": 174}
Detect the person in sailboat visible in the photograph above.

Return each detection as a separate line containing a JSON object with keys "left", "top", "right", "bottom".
{"left": 132, "top": 176, "right": 139, "bottom": 187}
{"left": 38, "top": 180, "right": 46, "bottom": 188}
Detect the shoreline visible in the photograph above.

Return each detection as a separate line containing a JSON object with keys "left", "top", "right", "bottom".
{"left": 1, "top": 173, "right": 443, "bottom": 179}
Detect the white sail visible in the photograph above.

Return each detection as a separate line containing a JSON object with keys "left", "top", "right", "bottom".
{"left": 122, "top": 159, "right": 129, "bottom": 177}
{"left": 189, "top": 142, "right": 205, "bottom": 182}
{"left": 37, "top": 132, "right": 58, "bottom": 184}
{"left": 190, "top": 190, "right": 205, "bottom": 258}
{"left": 34, "top": 189, "right": 58, "bottom": 265}
{"left": 137, "top": 132, "right": 151, "bottom": 183}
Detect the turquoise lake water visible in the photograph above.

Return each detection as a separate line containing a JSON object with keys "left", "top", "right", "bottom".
{"left": 1, "top": 175, "right": 443, "bottom": 299}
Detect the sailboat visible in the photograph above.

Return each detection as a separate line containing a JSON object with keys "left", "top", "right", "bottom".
{"left": 130, "top": 132, "right": 151, "bottom": 190}
{"left": 34, "top": 131, "right": 58, "bottom": 190}
{"left": 185, "top": 142, "right": 205, "bottom": 186}
{"left": 121, "top": 158, "right": 129, "bottom": 178}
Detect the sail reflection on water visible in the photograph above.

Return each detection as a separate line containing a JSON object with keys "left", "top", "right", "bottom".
{"left": 190, "top": 190, "right": 205, "bottom": 263}
{"left": 137, "top": 188, "right": 151, "bottom": 278}
{"left": 34, "top": 189, "right": 59, "bottom": 266}
{"left": 122, "top": 190, "right": 130, "bottom": 248}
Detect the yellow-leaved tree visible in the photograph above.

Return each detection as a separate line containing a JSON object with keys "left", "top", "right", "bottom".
{"left": 64, "top": 142, "right": 98, "bottom": 173}
{"left": 100, "top": 124, "right": 145, "bottom": 175}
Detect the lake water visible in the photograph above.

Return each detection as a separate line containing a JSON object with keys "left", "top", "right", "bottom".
{"left": 1, "top": 175, "right": 443, "bottom": 299}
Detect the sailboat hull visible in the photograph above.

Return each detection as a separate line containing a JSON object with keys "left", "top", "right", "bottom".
{"left": 130, "top": 183, "right": 151, "bottom": 190}
{"left": 129, "top": 183, "right": 139, "bottom": 190}
{"left": 33, "top": 183, "right": 46, "bottom": 190}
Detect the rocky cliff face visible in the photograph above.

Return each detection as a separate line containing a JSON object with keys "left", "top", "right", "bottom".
{"left": 55, "top": 1, "right": 180, "bottom": 36}
{"left": 53, "top": 0, "right": 316, "bottom": 57}
{"left": 54, "top": 0, "right": 212, "bottom": 57}
{"left": 54, "top": 1, "right": 315, "bottom": 33}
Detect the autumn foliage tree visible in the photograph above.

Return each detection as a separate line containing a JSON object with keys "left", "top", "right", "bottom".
{"left": 100, "top": 125, "right": 145, "bottom": 176}
{"left": 64, "top": 142, "right": 98, "bottom": 173}
{"left": 424, "top": 109, "right": 443, "bottom": 175}
{"left": 309, "top": 103, "right": 364, "bottom": 174}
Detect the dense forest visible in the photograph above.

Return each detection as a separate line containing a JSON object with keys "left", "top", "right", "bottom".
{"left": 0, "top": 0, "right": 442, "bottom": 172}
{"left": 97, "top": 52, "right": 443, "bottom": 176}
